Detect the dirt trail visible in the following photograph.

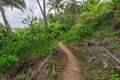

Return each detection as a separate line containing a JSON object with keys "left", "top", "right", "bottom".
{"left": 57, "top": 42, "right": 83, "bottom": 80}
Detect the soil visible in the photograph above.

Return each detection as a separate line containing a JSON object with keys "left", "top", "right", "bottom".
{"left": 57, "top": 42, "right": 83, "bottom": 80}
{"left": 65, "top": 36, "right": 120, "bottom": 79}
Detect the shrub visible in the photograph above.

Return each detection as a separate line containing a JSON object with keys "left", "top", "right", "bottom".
{"left": 76, "top": 23, "right": 94, "bottom": 40}
{"left": 58, "top": 28, "right": 76, "bottom": 43}
{"left": 109, "top": 68, "right": 119, "bottom": 80}
{"left": 0, "top": 54, "right": 19, "bottom": 73}
{"left": 0, "top": 21, "right": 68, "bottom": 73}
{"left": 48, "top": 22, "right": 69, "bottom": 38}
{"left": 58, "top": 13, "right": 77, "bottom": 26}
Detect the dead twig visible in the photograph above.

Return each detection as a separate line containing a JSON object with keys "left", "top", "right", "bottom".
{"left": 102, "top": 47, "right": 120, "bottom": 65}
{"left": 52, "top": 63, "right": 56, "bottom": 74}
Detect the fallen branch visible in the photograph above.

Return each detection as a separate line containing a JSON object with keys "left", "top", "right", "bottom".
{"left": 27, "top": 52, "right": 54, "bottom": 80}
{"left": 52, "top": 64, "right": 56, "bottom": 74}
{"left": 88, "top": 57, "right": 96, "bottom": 62}
{"left": 102, "top": 47, "right": 120, "bottom": 65}
{"left": 36, "top": 67, "right": 49, "bottom": 80}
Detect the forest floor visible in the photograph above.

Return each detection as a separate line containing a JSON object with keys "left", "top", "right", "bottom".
{"left": 62, "top": 30, "right": 120, "bottom": 80}
{"left": 53, "top": 29, "right": 120, "bottom": 80}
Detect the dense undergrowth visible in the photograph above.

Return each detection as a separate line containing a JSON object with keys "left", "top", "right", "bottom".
{"left": 0, "top": 21, "right": 69, "bottom": 73}
{"left": 0, "top": 0, "right": 120, "bottom": 80}
{"left": 58, "top": 17, "right": 120, "bottom": 80}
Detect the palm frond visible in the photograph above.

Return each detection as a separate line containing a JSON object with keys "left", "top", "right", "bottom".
{"left": 49, "top": 7, "right": 55, "bottom": 12}
{"left": 80, "top": 11, "right": 94, "bottom": 22}
{"left": 1, "top": 0, "right": 26, "bottom": 11}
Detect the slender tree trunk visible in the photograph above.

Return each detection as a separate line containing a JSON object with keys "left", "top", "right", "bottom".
{"left": 57, "top": 8, "right": 59, "bottom": 15}
{"left": 73, "top": 0, "right": 77, "bottom": 14}
{"left": 54, "top": 0, "right": 57, "bottom": 17}
{"left": 82, "top": 0, "right": 85, "bottom": 3}
{"left": 43, "top": 0, "right": 48, "bottom": 31}
{"left": 0, "top": 4, "right": 12, "bottom": 32}
{"left": 54, "top": 8, "right": 57, "bottom": 16}
{"left": 71, "top": 0, "right": 77, "bottom": 24}
{"left": 37, "top": 0, "right": 48, "bottom": 31}
{"left": 37, "top": 0, "right": 44, "bottom": 16}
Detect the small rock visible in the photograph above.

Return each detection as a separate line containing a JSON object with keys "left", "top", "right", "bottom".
{"left": 79, "top": 43, "right": 84, "bottom": 46}
{"left": 88, "top": 40, "right": 97, "bottom": 46}
{"left": 89, "top": 57, "right": 96, "bottom": 62}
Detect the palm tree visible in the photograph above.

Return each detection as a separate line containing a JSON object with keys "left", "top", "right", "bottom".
{"left": 48, "top": 0, "right": 64, "bottom": 16}
{"left": 64, "top": 0, "right": 82, "bottom": 15}
{"left": 80, "top": 0, "right": 114, "bottom": 25}
{"left": 0, "top": 0, "right": 26, "bottom": 32}
{"left": 62, "top": 0, "right": 81, "bottom": 25}
{"left": 82, "top": 0, "right": 85, "bottom": 3}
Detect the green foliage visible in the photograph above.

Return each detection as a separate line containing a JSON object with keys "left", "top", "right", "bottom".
{"left": 58, "top": 29, "right": 76, "bottom": 43}
{"left": 48, "top": 22, "right": 69, "bottom": 38}
{"left": 87, "top": 0, "right": 100, "bottom": 5}
{"left": 100, "top": 27, "right": 116, "bottom": 38}
{"left": 47, "top": 74, "right": 58, "bottom": 80}
{"left": 77, "top": 25, "right": 93, "bottom": 39}
{"left": 58, "top": 13, "right": 77, "bottom": 26}
{"left": 76, "top": 20, "right": 110, "bottom": 40}
{"left": 109, "top": 68, "right": 119, "bottom": 80}
{"left": 113, "top": 10, "right": 120, "bottom": 25}
{"left": 0, "top": 25, "right": 10, "bottom": 49}
{"left": 15, "top": 70, "right": 32, "bottom": 80}
{"left": 110, "top": 45, "right": 120, "bottom": 50}
{"left": 1, "top": 0, "right": 26, "bottom": 10}
{"left": 114, "top": 10, "right": 120, "bottom": 17}
{"left": 16, "top": 74, "right": 26, "bottom": 80}
{"left": 80, "top": 0, "right": 114, "bottom": 25}
{"left": 47, "top": 13, "right": 57, "bottom": 22}
{"left": 77, "top": 24, "right": 94, "bottom": 40}
{"left": 0, "top": 23, "right": 3, "bottom": 26}
{"left": 111, "top": 0, "right": 120, "bottom": 7}
{"left": 0, "top": 21, "right": 68, "bottom": 73}
{"left": 0, "top": 0, "right": 119, "bottom": 78}
{"left": 0, "top": 54, "right": 19, "bottom": 73}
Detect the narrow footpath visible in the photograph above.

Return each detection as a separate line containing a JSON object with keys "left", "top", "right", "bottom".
{"left": 57, "top": 42, "right": 83, "bottom": 80}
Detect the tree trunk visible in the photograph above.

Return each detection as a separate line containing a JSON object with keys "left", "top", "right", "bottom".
{"left": 0, "top": 4, "right": 12, "bottom": 32}
{"left": 54, "top": 8, "right": 57, "bottom": 17}
{"left": 73, "top": 0, "right": 77, "bottom": 14}
{"left": 82, "top": 0, "right": 85, "bottom": 3}
{"left": 37, "top": 0, "right": 48, "bottom": 31}
{"left": 54, "top": 0, "right": 57, "bottom": 17}
{"left": 43, "top": 0, "right": 48, "bottom": 31}
{"left": 37, "top": 0, "right": 44, "bottom": 16}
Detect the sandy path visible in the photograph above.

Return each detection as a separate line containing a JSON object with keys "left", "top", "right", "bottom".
{"left": 57, "top": 42, "right": 83, "bottom": 80}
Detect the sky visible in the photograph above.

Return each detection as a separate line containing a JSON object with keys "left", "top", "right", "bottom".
{"left": 0, "top": 0, "right": 83, "bottom": 29}
{"left": 0, "top": 0, "right": 51, "bottom": 29}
